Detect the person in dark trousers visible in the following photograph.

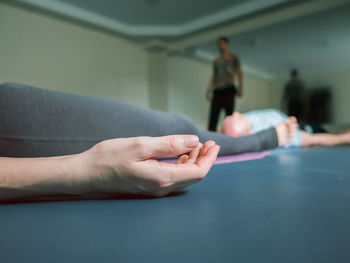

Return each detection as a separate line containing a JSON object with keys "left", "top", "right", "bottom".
{"left": 282, "top": 69, "right": 308, "bottom": 121}
{"left": 206, "top": 36, "right": 243, "bottom": 131}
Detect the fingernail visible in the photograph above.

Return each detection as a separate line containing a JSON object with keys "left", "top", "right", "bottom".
{"left": 184, "top": 136, "right": 199, "bottom": 147}
{"left": 207, "top": 140, "right": 216, "bottom": 146}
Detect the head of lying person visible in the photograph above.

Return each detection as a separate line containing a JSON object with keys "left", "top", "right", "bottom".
{"left": 221, "top": 112, "right": 253, "bottom": 137}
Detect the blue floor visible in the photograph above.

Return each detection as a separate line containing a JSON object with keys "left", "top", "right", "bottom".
{"left": 1, "top": 146, "right": 350, "bottom": 263}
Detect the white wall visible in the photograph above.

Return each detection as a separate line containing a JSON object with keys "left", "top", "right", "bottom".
{"left": 148, "top": 51, "right": 168, "bottom": 111}
{"left": 167, "top": 56, "right": 280, "bottom": 129}
{"left": 167, "top": 56, "right": 211, "bottom": 128}
{"left": 0, "top": 2, "right": 149, "bottom": 107}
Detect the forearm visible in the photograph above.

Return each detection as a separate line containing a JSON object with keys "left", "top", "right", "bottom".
{"left": 207, "top": 76, "right": 214, "bottom": 92}
{"left": 0, "top": 153, "right": 94, "bottom": 201}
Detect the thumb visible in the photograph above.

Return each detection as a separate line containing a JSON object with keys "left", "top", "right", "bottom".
{"left": 135, "top": 135, "right": 199, "bottom": 159}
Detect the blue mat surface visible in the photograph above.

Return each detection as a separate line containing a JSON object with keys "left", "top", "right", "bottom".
{"left": 1, "top": 146, "right": 350, "bottom": 263}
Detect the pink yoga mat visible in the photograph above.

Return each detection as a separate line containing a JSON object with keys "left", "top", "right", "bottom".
{"left": 159, "top": 152, "right": 270, "bottom": 165}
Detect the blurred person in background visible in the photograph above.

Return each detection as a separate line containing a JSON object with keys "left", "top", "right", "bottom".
{"left": 206, "top": 36, "right": 243, "bottom": 132}
{"left": 282, "top": 69, "right": 309, "bottom": 122}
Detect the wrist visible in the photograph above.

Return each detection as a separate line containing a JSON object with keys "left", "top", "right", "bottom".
{"left": 0, "top": 153, "right": 97, "bottom": 201}
{"left": 58, "top": 151, "right": 99, "bottom": 195}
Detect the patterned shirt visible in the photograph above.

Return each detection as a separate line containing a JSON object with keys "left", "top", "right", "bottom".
{"left": 213, "top": 54, "right": 240, "bottom": 89}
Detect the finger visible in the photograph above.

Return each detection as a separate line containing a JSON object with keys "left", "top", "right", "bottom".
{"left": 134, "top": 135, "right": 199, "bottom": 160}
{"left": 196, "top": 144, "right": 220, "bottom": 172}
{"left": 176, "top": 154, "right": 189, "bottom": 164}
{"left": 166, "top": 144, "right": 219, "bottom": 179}
{"left": 158, "top": 144, "right": 220, "bottom": 195}
{"left": 141, "top": 143, "right": 219, "bottom": 182}
{"left": 185, "top": 143, "right": 202, "bottom": 164}
{"left": 200, "top": 141, "right": 215, "bottom": 156}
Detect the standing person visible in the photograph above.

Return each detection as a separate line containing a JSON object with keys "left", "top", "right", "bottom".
{"left": 282, "top": 69, "right": 308, "bottom": 121}
{"left": 206, "top": 36, "right": 243, "bottom": 131}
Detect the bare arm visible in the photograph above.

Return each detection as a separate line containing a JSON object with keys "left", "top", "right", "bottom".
{"left": 301, "top": 130, "right": 350, "bottom": 147}
{"left": 0, "top": 154, "right": 90, "bottom": 201}
{"left": 0, "top": 135, "right": 219, "bottom": 202}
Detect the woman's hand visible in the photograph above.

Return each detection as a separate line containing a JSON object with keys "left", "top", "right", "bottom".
{"left": 0, "top": 135, "right": 219, "bottom": 202}
{"left": 83, "top": 135, "right": 220, "bottom": 197}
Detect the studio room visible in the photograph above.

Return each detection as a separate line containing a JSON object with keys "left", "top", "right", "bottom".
{"left": 0, "top": 0, "right": 350, "bottom": 262}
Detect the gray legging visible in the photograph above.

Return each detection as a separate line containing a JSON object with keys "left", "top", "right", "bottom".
{"left": 0, "top": 83, "right": 278, "bottom": 157}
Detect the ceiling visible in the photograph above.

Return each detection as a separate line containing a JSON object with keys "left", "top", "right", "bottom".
{"left": 57, "top": 0, "right": 250, "bottom": 26}
{"left": 17, "top": 0, "right": 290, "bottom": 36}
{"left": 197, "top": 2, "right": 350, "bottom": 78}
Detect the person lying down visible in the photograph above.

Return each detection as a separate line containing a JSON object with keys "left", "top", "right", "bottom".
{"left": 221, "top": 109, "right": 350, "bottom": 147}
{"left": 0, "top": 83, "right": 296, "bottom": 202}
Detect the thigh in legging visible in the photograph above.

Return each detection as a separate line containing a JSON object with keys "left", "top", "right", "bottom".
{"left": 0, "top": 83, "right": 201, "bottom": 157}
